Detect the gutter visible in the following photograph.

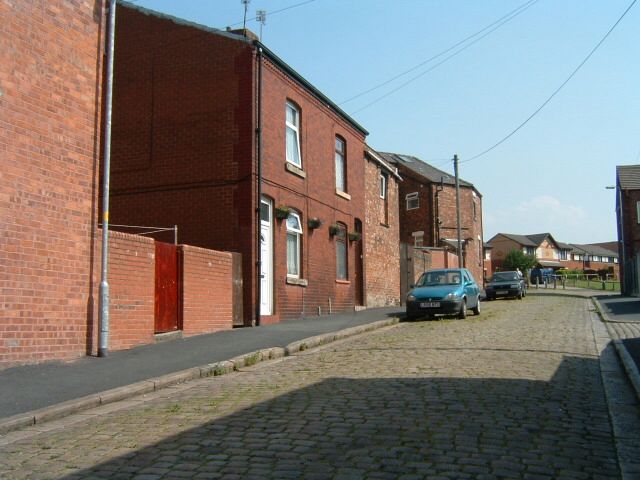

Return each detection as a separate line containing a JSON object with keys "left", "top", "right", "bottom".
{"left": 255, "top": 46, "right": 263, "bottom": 327}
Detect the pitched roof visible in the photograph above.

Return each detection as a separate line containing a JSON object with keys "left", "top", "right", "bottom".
{"left": 570, "top": 243, "right": 618, "bottom": 258}
{"left": 489, "top": 232, "right": 572, "bottom": 250}
{"left": 617, "top": 165, "right": 640, "bottom": 190}
{"left": 118, "top": 0, "right": 368, "bottom": 136}
{"left": 377, "top": 152, "right": 476, "bottom": 190}
{"left": 365, "top": 147, "right": 402, "bottom": 180}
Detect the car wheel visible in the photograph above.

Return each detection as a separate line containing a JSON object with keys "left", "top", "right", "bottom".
{"left": 472, "top": 296, "right": 481, "bottom": 316}
{"left": 458, "top": 300, "right": 467, "bottom": 319}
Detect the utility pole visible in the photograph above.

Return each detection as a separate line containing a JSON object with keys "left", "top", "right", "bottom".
{"left": 454, "top": 154, "right": 463, "bottom": 268}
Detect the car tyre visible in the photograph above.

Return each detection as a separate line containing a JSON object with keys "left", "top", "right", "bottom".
{"left": 472, "top": 296, "right": 481, "bottom": 316}
{"left": 458, "top": 300, "right": 467, "bottom": 319}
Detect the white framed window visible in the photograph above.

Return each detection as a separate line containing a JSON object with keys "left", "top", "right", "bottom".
{"left": 286, "top": 212, "right": 302, "bottom": 278}
{"left": 380, "top": 172, "right": 387, "bottom": 199}
{"left": 335, "top": 136, "right": 346, "bottom": 192}
{"left": 335, "top": 223, "right": 348, "bottom": 280}
{"left": 406, "top": 192, "right": 419, "bottom": 210}
{"left": 286, "top": 102, "right": 302, "bottom": 168}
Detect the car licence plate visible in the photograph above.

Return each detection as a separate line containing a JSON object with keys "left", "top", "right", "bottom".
{"left": 496, "top": 290, "right": 508, "bottom": 295}
{"left": 420, "top": 302, "right": 440, "bottom": 308}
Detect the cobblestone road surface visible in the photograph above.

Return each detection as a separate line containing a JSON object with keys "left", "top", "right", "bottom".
{"left": 0, "top": 294, "right": 636, "bottom": 479}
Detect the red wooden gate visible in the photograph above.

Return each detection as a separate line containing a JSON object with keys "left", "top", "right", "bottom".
{"left": 155, "top": 242, "right": 181, "bottom": 333}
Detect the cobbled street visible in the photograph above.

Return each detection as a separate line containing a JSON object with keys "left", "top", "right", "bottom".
{"left": 1, "top": 293, "right": 637, "bottom": 479}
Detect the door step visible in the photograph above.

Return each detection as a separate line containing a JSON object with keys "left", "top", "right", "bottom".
{"left": 155, "top": 330, "right": 183, "bottom": 343}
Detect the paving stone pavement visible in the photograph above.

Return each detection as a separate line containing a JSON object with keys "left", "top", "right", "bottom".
{"left": 1, "top": 294, "right": 638, "bottom": 479}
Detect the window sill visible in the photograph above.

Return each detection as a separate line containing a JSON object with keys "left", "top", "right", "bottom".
{"left": 285, "top": 162, "right": 306, "bottom": 178}
{"left": 336, "top": 189, "right": 351, "bottom": 201}
{"left": 335, "top": 279, "right": 350, "bottom": 285}
{"left": 286, "top": 277, "right": 308, "bottom": 287}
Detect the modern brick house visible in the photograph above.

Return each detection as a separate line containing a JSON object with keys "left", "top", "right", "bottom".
{"left": 377, "top": 153, "right": 485, "bottom": 284}
{"left": 0, "top": 0, "right": 107, "bottom": 367}
{"left": 487, "top": 233, "right": 618, "bottom": 278}
{"left": 488, "top": 233, "right": 571, "bottom": 271}
{"left": 616, "top": 165, "right": 640, "bottom": 295}
{"left": 109, "top": 2, "right": 371, "bottom": 325}
{"left": 363, "top": 148, "right": 402, "bottom": 307}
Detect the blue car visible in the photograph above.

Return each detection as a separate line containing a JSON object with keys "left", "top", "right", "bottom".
{"left": 406, "top": 268, "right": 481, "bottom": 320}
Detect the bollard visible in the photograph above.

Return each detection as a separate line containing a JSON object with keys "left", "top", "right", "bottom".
{"left": 602, "top": 280, "right": 606, "bottom": 291}
{"left": 553, "top": 276, "right": 557, "bottom": 289}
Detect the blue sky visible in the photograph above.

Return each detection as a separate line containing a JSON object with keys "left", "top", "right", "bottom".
{"left": 128, "top": 0, "right": 639, "bottom": 244}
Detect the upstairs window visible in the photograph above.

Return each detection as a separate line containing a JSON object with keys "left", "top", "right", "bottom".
{"left": 286, "top": 102, "right": 302, "bottom": 168}
{"left": 335, "top": 136, "right": 346, "bottom": 192}
{"left": 379, "top": 172, "right": 388, "bottom": 199}
{"left": 406, "top": 192, "right": 419, "bottom": 210}
{"left": 380, "top": 172, "right": 389, "bottom": 225}
{"left": 286, "top": 212, "right": 303, "bottom": 278}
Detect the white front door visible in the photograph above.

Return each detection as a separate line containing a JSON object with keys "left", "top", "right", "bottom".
{"left": 260, "top": 197, "right": 273, "bottom": 315}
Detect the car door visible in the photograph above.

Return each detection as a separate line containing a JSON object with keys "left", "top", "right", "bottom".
{"left": 463, "top": 270, "right": 479, "bottom": 307}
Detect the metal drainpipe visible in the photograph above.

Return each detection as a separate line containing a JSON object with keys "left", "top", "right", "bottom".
{"left": 255, "top": 45, "right": 263, "bottom": 327}
{"left": 98, "top": 0, "right": 117, "bottom": 357}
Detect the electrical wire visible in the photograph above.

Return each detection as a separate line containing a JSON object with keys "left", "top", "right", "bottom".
{"left": 226, "top": 0, "right": 317, "bottom": 28}
{"left": 339, "top": 0, "right": 537, "bottom": 106}
{"left": 462, "top": 0, "right": 637, "bottom": 164}
{"left": 348, "top": 1, "right": 539, "bottom": 116}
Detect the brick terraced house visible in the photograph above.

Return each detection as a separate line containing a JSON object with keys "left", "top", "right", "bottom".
{"left": 363, "top": 148, "right": 402, "bottom": 307}
{"left": 109, "top": 2, "right": 375, "bottom": 325}
{"left": 377, "top": 153, "right": 485, "bottom": 286}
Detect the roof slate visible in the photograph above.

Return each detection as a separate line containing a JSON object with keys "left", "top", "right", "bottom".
{"left": 377, "top": 152, "right": 475, "bottom": 189}
{"left": 570, "top": 243, "right": 619, "bottom": 257}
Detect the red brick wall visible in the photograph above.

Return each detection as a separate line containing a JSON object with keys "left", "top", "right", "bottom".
{"left": 0, "top": 0, "right": 106, "bottom": 368}
{"left": 181, "top": 245, "right": 233, "bottom": 335}
{"left": 364, "top": 158, "right": 400, "bottom": 307}
{"left": 398, "top": 175, "right": 436, "bottom": 246}
{"left": 260, "top": 57, "right": 367, "bottom": 321}
{"left": 108, "top": 5, "right": 256, "bottom": 324}
{"left": 91, "top": 230, "right": 156, "bottom": 352}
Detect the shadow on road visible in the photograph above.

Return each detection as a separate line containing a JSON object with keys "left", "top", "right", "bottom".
{"left": 58, "top": 356, "right": 619, "bottom": 479}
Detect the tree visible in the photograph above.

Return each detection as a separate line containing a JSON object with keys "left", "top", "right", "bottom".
{"left": 503, "top": 249, "right": 537, "bottom": 273}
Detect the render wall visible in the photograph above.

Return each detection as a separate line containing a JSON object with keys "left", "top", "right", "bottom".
{"left": 364, "top": 159, "right": 400, "bottom": 307}
{"left": 0, "top": 0, "right": 106, "bottom": 367}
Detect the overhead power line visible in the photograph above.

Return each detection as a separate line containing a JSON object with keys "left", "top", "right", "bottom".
{"left": 462, "top": 0, "right": 638, "bottom": 164}
{"left": 347, "top": 0, "right": 540, "bottom": 115}
{"left": 340, "top": 0, "right": 537, "bottom": 106}
{"left": 227, "top": 0, "right": 316, "bottom": 28}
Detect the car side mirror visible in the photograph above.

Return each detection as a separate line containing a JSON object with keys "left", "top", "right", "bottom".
{"left": 410, "top": 284, "right": 416, "bottom": 289}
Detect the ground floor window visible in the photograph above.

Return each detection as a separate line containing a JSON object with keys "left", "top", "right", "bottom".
{"left": 286, "top": 212, "right": 302, "bottom": 277}
{"left": 335, "top": 223, "right": 348, "bottom": 280}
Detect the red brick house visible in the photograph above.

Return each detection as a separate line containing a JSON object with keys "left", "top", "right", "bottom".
{"left": 363, "top": 148, "right": 402, "bottom": 307}
{"left": 109, "top": 3, "right": 371, "bottom": 325}
{"left": 376, "top": 153, "right": 485, "bottom": 284}
{"left": 487, "top": 233, "right": 618, "bottom": 278}
{"left": 616, "top": 165, "right": 640, "bottom": 295}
